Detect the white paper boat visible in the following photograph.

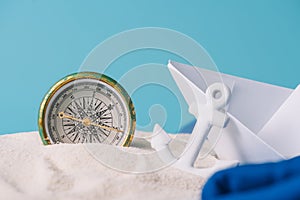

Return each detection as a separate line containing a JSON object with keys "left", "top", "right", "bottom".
{"left": 151, "top": 60, "right": 300, "bottom": 177}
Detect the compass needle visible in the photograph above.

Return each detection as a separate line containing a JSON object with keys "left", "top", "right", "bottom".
{"left": 59, "top": 112, "right": 123, "bottom": 133}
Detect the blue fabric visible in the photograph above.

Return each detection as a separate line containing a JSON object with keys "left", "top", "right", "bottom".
{"left": 202, "top": 156, "right": 300, "bottom": 200}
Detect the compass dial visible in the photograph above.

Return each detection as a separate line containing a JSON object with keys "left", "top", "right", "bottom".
{"left": 38, "top": 72, "right": 136, "bottom": 146}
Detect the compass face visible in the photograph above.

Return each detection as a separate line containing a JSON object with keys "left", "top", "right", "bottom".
{"left": 38, "top": 72, "right": 136, "bottom": 146}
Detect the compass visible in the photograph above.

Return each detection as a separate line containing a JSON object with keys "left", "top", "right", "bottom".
{"left": 38, "top": 72, "right": 136, "bottom": 146}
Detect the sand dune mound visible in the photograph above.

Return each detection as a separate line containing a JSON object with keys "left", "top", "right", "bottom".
{"left": 0, "top": 132, "right": 210, "bottom": 200}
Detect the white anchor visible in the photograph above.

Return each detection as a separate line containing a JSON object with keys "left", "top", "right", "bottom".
{"left": 151, "top": 82, "right": 238, "bottom": 176}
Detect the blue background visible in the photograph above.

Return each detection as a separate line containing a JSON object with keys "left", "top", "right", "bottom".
{"left": 0, "top": 0, "right": 299, "bottom": 134}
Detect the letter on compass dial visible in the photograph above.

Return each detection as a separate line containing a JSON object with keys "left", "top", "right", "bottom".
{"left": 61, "top": 97, "right": 119, "bottom": 143}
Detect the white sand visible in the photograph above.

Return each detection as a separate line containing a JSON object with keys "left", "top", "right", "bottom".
{"left": 0, "top": 131, "right": 214, "bottom": 200}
